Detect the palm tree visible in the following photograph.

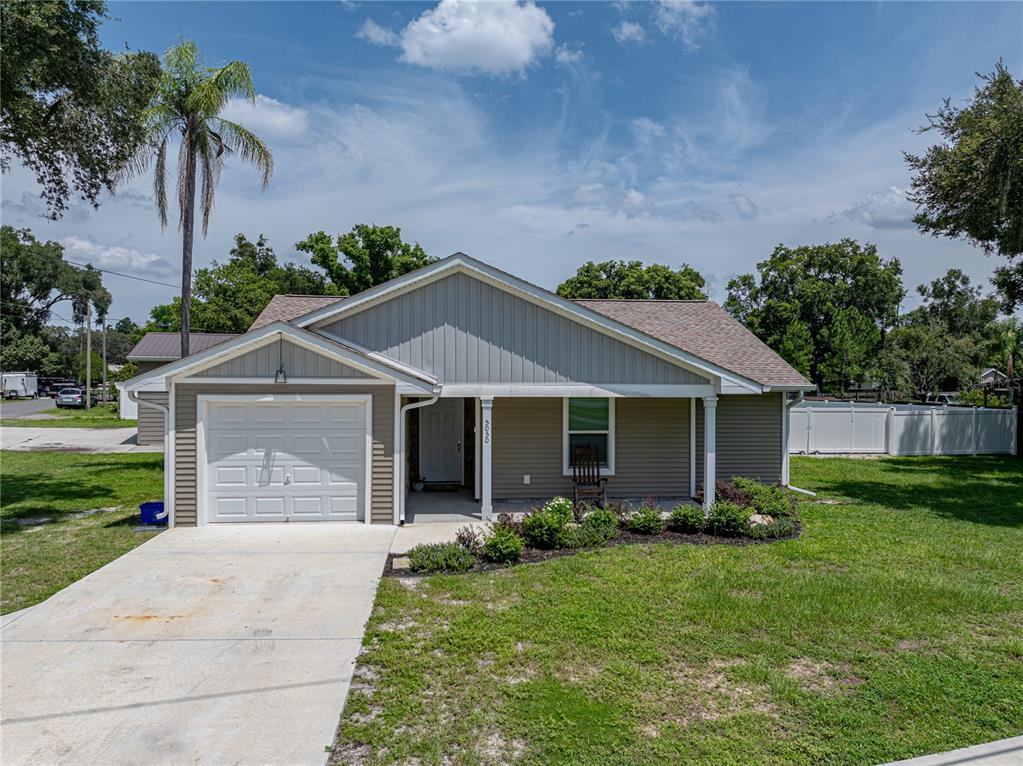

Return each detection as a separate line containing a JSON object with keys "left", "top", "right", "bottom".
{"left": 123, "top": 40, "right": 273, "bottom": 356}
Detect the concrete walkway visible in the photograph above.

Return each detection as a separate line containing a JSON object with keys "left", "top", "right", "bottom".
{"left": 883, "top": 737, "right": 1023, "bottom": 766}
{"left": 1, "top": 523, "right": 395, "bottom": 766}
{"left": 0, "top": 426, "right": 159, "bottom": 453}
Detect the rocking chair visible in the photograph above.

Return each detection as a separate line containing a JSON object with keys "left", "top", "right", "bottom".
{"left": 571, "top": 446, "right": 607, "bottom": 507}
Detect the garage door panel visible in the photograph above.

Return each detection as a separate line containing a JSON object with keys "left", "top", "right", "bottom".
{"left": 204, "top": 399, "right": 368, "bottom": 523}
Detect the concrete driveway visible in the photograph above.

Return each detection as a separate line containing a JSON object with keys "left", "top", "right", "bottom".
{"left": 0, "top": 426, "right": 157, "bottom": 452}
{"left": 1, "top": 523, "right": 396, "bottom": 766}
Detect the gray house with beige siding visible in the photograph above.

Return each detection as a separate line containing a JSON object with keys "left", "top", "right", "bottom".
{"left": 123, "top": 254, "right": 813, "bottom": 527}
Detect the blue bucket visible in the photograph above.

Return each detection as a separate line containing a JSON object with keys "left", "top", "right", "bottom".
{"left": 139, "top": 501, "right": 167, "bottom": 526}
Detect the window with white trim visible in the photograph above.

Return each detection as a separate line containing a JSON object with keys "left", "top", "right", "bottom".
{"left": 563, "top": 397, "right": 615, "bottom": 475}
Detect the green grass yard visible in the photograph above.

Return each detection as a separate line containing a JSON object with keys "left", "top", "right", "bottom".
{"left": 0, "top": 451, "right": 163, "bottom": 613}
{"left": 1, "top": 402, "right": 136, "bottom": 428}
{"left": 332, "top": 456, "right": 1023, "bottom": 766}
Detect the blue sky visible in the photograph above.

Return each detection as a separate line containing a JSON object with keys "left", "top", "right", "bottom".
{"left": 2, "top": 1, "right": 1021, "bottom": 326}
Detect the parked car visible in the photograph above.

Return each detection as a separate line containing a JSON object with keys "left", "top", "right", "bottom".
{"left": 56, "top": 388, "right": 98, "bottom": 409}
{"left": 40, "top": 378, "right": 77, "bottom": 397}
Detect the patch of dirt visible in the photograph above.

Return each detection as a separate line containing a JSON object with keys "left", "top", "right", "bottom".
{"left": 784, "top": 658, "right": 863, "bottom": 695}
{"left": 895, "top": 639, "right": 942, "bottom": 656}
{"left": 329, "top": 742, "right": 373, "bottom": 765}
{"left": 347, "top": 706, "right": 383, "bottom": 725}
{"left": 669, "top": 660, "right": 779, "bottom": 725}
{"left": 377, "top": 619, "right": 418, "bottom": 632}
{"left": 477, "top": 730, "right": 526, "bottom": 763}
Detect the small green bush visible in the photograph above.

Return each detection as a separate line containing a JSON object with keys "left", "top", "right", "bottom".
{"left": 670, "top": 504, "right": 706, "bottom": 533}
{"left": 628, "top": 505, "right": 665, "bottom": 535}
{"left": 406, "top": 542, "right": 476, "bottom": 573}
{"left": 482, "top": 525, "right": 525, "bottom": 563}
{"left": 522, "top": 510, "right": 568, "bottom": 549}
{"left": 731, "top": 477, "right": 795, "bottom": 518}
{"left": 542, "top": 497, "right": 575, "bottom": 525}
{"left": 707, "top": 500, "right": 749, "bottom": 537}
{"left": 746, "top": 516, "right": 798, "bottom": 540}
{"left": 566, "top": 508, "right": 620, "bottom": 548}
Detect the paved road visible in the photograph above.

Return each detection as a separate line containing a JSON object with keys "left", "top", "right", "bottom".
{"left": 0, "top": 397, "right": 56, "bottom": 418}
{"left": 1, "top": 523, "right": 396, "bottom": 766}
{"left": 884, "top": 736, "right": 1023, "bottom": 765}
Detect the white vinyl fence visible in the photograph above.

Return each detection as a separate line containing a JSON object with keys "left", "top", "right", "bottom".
{"left": 789, "top": 402, "right": 1017, "bottom": 456}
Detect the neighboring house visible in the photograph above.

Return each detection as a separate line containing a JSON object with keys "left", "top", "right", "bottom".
{"left": 122, "top": 332, "right": 238, "bottom": 442}
{"left": 979, "top": 368, "right": 1009, "bottom": 388}
{"left": 123, "top": 254, "right": 814, "bottom": 527}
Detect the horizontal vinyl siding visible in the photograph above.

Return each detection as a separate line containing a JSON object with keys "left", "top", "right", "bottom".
{"left": 137, "top": 392, "right": 168, "bottom": 446}
{"left": 196, "top": 339, "right": 370, "bottom": 379}
{"left": 695, "top": 394, "right": 783, "bottom": 488}
{"left": 173, "top": 383, "right": 395, "bottom": 527}
{"left": 133, "top": 360, "right": 167, "bottom": 376}
{"left": 611, "top": 399, "right": 689, "bottom": 496}
{"left": 492, "top": 398, "right": 572, "bottom": 498}
{"left": 321, "top": 272, "right": 706, "bottom": 386}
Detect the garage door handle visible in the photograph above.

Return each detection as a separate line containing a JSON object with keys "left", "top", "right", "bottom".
{"left": 284, "top": 474, "right": 291, "bottom": 485}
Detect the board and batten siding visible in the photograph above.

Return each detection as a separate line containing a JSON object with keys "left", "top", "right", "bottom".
{"left": 172, "top": 383, "right": 395, "bottom": 526}
{"left": 136, "top": 391, "right": 168, "bottom": 446}
{"left": 320, "top": 272, "right": 707, "bottom": 386}
{"left": 491, "top": 397, "right": 691, "bottom": 499}
{"left": 695, "top": 393, "right": 783, "bottom": 486}
{"left": 195, "top": 339, "right": 371, "bottom": 379}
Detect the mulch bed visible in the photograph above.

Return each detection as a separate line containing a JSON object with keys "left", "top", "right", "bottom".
{"left": 383, "top": 523, "right": 802, "bottom": 578}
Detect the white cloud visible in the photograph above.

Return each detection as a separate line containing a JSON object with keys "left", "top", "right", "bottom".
{"left": 653, "top": 0, "right": 714, "bottom": 49}
{"left": 555, "top": 45, "right": 583, "bottom": 65}
{"left": 835, "top": 186, "right": 917, "bottom": 230}
{"left": 60, "top": 236, "right": 175, "bottom": 278}
{"left": 357, "top": 18, "right": 400, "bottom": 47}
{"left": 574, "top": 182, "right": 606, "bottom": 204}
{"left": 396, "top": 0, "right": 555, "bottom": 75}
{"left": 220, "top": 95, "right": 309, "bottom": 139}
{"left": 623, "top": 187, "right": 647, "bottom": 216}
{"left": 612, "top": 21, "right": 647, "bottom": 45}
{"left": 631, "top": 117, "right": 665, "bottom": 145}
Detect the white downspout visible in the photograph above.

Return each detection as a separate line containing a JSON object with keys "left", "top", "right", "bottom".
{"left": 128, "top": 390, "right": 171, "bottom": 520}
{"left": 398, "top": 393, "right": 440, "bottom": 525}
{"left": 784, "top": 391, "right": 816, "bottom": 497}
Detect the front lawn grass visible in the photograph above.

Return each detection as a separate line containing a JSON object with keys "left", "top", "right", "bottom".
{"left": 333, "top": 456, "right": 1023, "bottom": 766}
{"left": 0, "top": 451, "right": 163, "bottom": 613}
{"left": 2, "top": 402, "right": 136, "bottom": 429}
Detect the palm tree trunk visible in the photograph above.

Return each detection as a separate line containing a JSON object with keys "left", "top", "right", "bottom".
{"left": 180, "top": 125, "right": 197, "bottom": 359}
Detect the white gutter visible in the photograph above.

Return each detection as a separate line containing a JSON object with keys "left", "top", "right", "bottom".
{"left": 784, "top": 391, "right": 816, "bottom": 497}
{"left": 397, "top": 393, "right": 441, "bottom": 525}
{"left": 128, "top": 391, "right": 171, "bottom": 521}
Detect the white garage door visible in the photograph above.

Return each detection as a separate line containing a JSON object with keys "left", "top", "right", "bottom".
{"left": 203, "top": 398, "right": 368, "bottom": 523}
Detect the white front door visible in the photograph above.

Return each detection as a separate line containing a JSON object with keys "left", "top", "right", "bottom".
{"left": 204, "top": 398, "right": 368, "bottom": 523}
{"left": 420, "top": 397, "right": 463, "bottom": 483}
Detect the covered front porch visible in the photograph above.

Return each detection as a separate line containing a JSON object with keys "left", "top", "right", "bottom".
{"left": 399, "top": 392, "right": 726, "bottom": 525}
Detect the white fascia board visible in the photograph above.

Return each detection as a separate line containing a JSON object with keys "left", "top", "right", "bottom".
{"left": 763, "top": 383, "right": 818, "bottom": 393}
{"left": 297, "top": 253, "right": 762, "bottom": 394}
{"left": 439, "top": 383, "right": 717, "bottom": 398}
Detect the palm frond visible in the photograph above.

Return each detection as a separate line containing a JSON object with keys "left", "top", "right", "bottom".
{"left": 176, "top": 132, "right": 191, "bottom": 232}
{"left": 195, "top": 131, "right": 225, "bottom": 236}
{"left": 210, "top": 60, "right": 256, "bottom": 100}
{"left": 213, "top": 118, "right": 274, "bottom": 188}
{"left": 154, "top": 136, "right": 170, "bottom": 229}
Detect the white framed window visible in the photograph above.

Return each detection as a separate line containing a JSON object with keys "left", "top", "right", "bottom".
{"left": 562, "top": 397, "right": 615, "bottom": 476}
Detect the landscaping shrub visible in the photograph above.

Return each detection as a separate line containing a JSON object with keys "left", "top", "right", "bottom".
{"left": 522, "top": 509, "right": 568, "bottom": 549}
{"left": 542, "top": 497, "right": 575, "bottom": 525}
{"left": 604, "top": 500, "right": 632, "bottom": 524}
{"left": 746, "top": 515, "right": 798, "bottom": 540}
{"left": 567, "top": 507, "right": 621, "bottom": 548}
{"left": 628, "top": 504, "right": 665, "bottom": 535}
{"left": 670, "top": 504, "right": 706, "bottom": 533}
{"left": 455, "top": 525, "right": 483, "bottom": 554}
{"left": 714, "top": 479, "right": 754, "bottom": 506}
{"left": 495, "top": 512, "right": 523, "bottom": 537}
{"left": 407, "top": 542, "right": 476, "bottom": 573}
{"left": 482, "top": 525, "right": 525, "bottom": 563}
{"left": 731, "top": 477, "right": 796, "bottom": 518}
{"left": 707, "top": 500, "right": 749, "bottom": 537}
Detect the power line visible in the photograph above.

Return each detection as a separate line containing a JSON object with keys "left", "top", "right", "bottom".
{"left": 63, "top": 259, "right": 179, "bottom": 289}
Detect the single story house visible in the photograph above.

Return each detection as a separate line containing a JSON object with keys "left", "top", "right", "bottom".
{"left": 121, "top": 332, "right": 238, "bottom": 439}
{"left": 122, "top": 253, "right": 815, "bottom": 527}
{"left": 979, "top": 368, "right": 1009, "bottom": 388}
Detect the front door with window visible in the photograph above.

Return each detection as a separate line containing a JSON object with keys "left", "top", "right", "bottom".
{"left": 420, "top": 397, "right": 463, "bottom": 483}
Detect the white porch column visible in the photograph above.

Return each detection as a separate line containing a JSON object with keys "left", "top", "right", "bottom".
{"left": 703, "top": 395, "right": 717, "bottom": 513}
{"left": 480, "top": 396, "right": 494, "bottom": 520}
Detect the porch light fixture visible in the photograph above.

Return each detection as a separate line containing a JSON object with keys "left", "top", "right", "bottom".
{"left": 274, "top": 335, "right": 287, "bottom": 384}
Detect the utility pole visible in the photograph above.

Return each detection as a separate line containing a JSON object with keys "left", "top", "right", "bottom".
{"left": 85, "top": 302, "right": 92, "bottom": 411}
{"left": 102, "top": 319, "right": 108, "bottom": 406}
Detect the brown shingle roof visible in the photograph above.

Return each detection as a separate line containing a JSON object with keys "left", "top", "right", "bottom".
{"left": 249, "top": 294, "right": 344, "bottom": 330}
{"left": 575, "top": 299, "right": 812, "bottom": 388}
{"left": 127, "top": 332, "right": 238, "bottom": 360}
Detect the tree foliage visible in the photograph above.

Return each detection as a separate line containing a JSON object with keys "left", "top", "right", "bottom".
{"left": 905, "top": 61, "right": 1023, "bottom": 309}
{"left": 556, "top": 260, "right": 707, "bottom": 300}
{"left": 0, "top": 0, "right": 160, "bottom": 217}
{"left": 119, "top": 40, "right": 273, "bottom": 357}
{"left": 142, "top": 234, "right": 337, "bottom": 334}
{"left": 725, "top": 240, "right": 904, "bottom": 392}
{"left": 296, "top": 225, "right": 434, "bottom": 297}
{"left": 0, "top": 226, "right": 110, "bottom": 333}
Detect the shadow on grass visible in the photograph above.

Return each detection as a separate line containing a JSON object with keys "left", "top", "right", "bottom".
{"left": 806, "top": 456, "right": 1023, "bottom": 528}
